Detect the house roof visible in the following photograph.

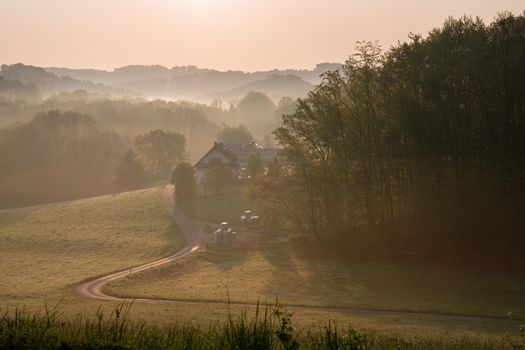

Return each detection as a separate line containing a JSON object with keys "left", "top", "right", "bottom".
{"left": 223, "top": 142, "right": 277, "bottom": 159}
{"left": 195, "top": 141, "right": 280, "bottom": 169}
{"left": 195, "top": 142, "right": 238, "bottom": 168}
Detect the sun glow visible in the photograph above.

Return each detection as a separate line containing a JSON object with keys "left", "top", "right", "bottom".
{"left": 189, "top": 0, "right": 214, "bottom": 10}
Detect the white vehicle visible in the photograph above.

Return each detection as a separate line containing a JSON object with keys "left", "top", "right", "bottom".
{"left": 241, "top": 210, "right": 260, "bottom": 223}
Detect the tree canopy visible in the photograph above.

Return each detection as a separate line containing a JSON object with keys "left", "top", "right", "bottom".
{"left": 114, "top": 150, "right": 147, "bottom": 191}
{"left": 236, "top": 92, "right": 277, "bottom": 136}
{"left": 134, "top": 129, "right": 186, "bottom": 179}
{"left": 0, "top": 110, "right": 126, "bottom": 207}
{"left": 171, "top": 162, "right": 197, "bottom": 200}
{"left": 204, "top": 159, "right": 235, "bottom": 195}
{"left": 249, "top": 13, "right": 525, "bottom": 260}
{"left": 216, "top": 124, "right": 254, "bottom": 144}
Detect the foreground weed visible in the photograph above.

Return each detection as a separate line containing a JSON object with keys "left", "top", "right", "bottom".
{"left": 510, "top": 325, "right": 525, "bottom": 350}
{"left": 0, "top": 302, "right": 522, "bottom": 349}
{"left": 274, "top": 302, "right": 300, "bottom": 350}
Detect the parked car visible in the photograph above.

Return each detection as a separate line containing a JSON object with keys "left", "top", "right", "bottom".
{"left": 240, "top": 210, "right": 260, "bottom": 223}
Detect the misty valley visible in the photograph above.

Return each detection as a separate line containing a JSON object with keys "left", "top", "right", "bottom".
{"left": 1, "top": 8, "right": 524, "bottom": 350}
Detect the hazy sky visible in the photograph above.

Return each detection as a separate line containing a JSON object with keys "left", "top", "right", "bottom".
{"left": 1, "top": 0, "right": 523, "bottom": 71}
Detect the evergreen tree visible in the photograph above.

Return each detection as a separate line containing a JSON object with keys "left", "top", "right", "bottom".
{"left": 114, "top": 151, "right": 147, "bottom": 191}
{"left": 216, "top": 124, "right": 254, "bottom": 144}
{"left": 204, "top": 160, "right": 235, "bottom": 195}
{"left": 171, "top": 162, "right": 197, "bottom": 200}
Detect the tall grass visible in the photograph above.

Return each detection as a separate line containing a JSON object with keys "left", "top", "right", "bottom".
{"left": 1, "top": 302, "right": 523, "bottom": 349}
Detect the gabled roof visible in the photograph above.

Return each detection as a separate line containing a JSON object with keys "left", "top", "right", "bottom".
{"left": 223, "top": 142, "right": 268, "bottom": 159}
{"left": 195, "top": 142, "right": 238, "bottom": 168}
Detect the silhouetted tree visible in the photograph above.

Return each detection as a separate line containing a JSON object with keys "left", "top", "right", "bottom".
{"left": 0, "top": 75, "right": 40, "bottom": 101}
{"left": 216, "top": 124, "right": 253, "bottom": 144}
{"left": 0, "top": 110, "right": 127, "bottom": 207}
{"left": 171, "top": 162, "right": 197, "bottom": 200}
{"left": 236, "top": 92, "right": 277, "bottom": 136}
{"left": 114, "top": 150, "right": 147, "bottom": 191}
{"left": 134, "top": 129, "right": 186, "bottom": 179}
{"left": 204, "top": 159, "right": 235, "bottom": 195}
{"left": 250, "top": 13, "right": 525, "bottom": 259}
{"left": 274, "top": 97, "right": 297, "bottom": 120}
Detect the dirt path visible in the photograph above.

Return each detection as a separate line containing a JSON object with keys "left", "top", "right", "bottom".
{"left": 73, "top": 185, "right": 201, "bottom": 301}
{"left": 74, "top": 186, "right": 515, "bottom": 323}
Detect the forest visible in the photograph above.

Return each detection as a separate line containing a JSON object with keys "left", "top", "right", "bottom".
{"left": 0, "top": 77, "right": 294, "bottom": 207}
{"left": 248, "top": 13, "right": 525, "bottom": 261}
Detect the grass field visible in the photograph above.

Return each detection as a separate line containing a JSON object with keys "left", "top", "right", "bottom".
{"left": 106, "top": 237, "right": 525, "bottom": 319}
{"left": 104, "top": 191, "right": 525, "bottom": 339}
{"left": 2, "top": 303, "right": 524, "bottom": 350}
{"left": 0, "top": 187, "right": 185, "bottom": 305}
{"left": 2, "top": 187, "right": 524, "bottom": 344}
{"left": 108, "top": 191, "right": 525, "bottom": 320}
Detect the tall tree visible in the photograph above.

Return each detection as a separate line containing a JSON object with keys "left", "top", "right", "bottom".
{"left": 134, "top": 129, "right": 186, "bottom": 179}
{"left": 216, "top": 124, "right": 254, "bottom": 144}
{"left": 251, "top": 13, "right": 525, "bottom": 259}
{"left": 114, "top": 150, "right": 147, "bottom": 191}
{"left": 204, "top": 159, "right": 235, "bottom": 195}
{"left": 236, "top": 92, "right": 277, "bottom": 136}
{"left": 171, "top": 162, "right": 197, "bottom": 200}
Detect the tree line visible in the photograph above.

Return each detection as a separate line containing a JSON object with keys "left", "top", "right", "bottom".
{"left": 0, "top": 88, "right": 286, "bottom": 207}
{"left": 249, "top": 13, "right": 525, "bottom": 260}
{"left": 0, "top": 111, "right": 187, "bottom": 208}
{"left": 0, "top": 88, "right": 293, "bottom": 160}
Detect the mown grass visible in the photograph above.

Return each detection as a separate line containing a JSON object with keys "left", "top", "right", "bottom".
{"left": 106, "top": 191, "right": 525, "bottom": 338}
{"left": 2, "top": 186, "right": 524, "bottom": 344}
{"left": 107, "top": 188, "right": 525, "bottom": 321}
{"left": 106, "top": 243, "right": 525, "bottom": 319}
{"left": 2, "top": 303, "right": 524, "bottom": 350}
{"left": 0, "top": 187, "right": 185, "bottom": 303}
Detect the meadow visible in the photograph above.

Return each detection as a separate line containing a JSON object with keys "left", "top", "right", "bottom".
{"left": 105, "top": 191, "right": 524, "bottom": 339}
{"left": 0, "top": 187, "right": 184, "bottom": 307}
{"left": 107, "top": 192, "right": 524, "bottom": 317}
{"left": 106, "top": 242, "right": 525, "bottom": 319}
{"left": 2, "top": 303, "right": 525, "bottom": 350}
{"left": 1, "top": 187, "right": 524, "bottom": 347}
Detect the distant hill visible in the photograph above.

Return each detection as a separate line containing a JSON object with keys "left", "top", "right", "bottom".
{"left": 44, "top": 63, "right": 341, "bottom": 103}
{"left": 0, "top": 75, "right": 40, "bottom": 101}
{"left": 1, "top": 62, "right": 342, "bottom": 103}
{"left": 1, "top": 63, "right": 138, "bottom": 98}
{"left": 214, "top": 74, "right": 313, "bottom": 101}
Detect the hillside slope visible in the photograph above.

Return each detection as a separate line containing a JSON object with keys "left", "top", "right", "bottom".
{"left": 0, "top": 187, "right": 184, "bottom": 303}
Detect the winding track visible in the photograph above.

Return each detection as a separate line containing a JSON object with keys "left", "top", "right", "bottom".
{"left": 74, "top": 185, "right": 514, "bottom": 322}
{"left": 74, "top": 185, "right": 201, "bottom": 302}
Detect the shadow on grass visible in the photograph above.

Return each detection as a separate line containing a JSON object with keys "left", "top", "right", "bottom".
{"left": 179, "top": 193, "right": 250, "bottom": 225}
{"left": 203, "top": 244, "right": 252, "bottom": 273}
